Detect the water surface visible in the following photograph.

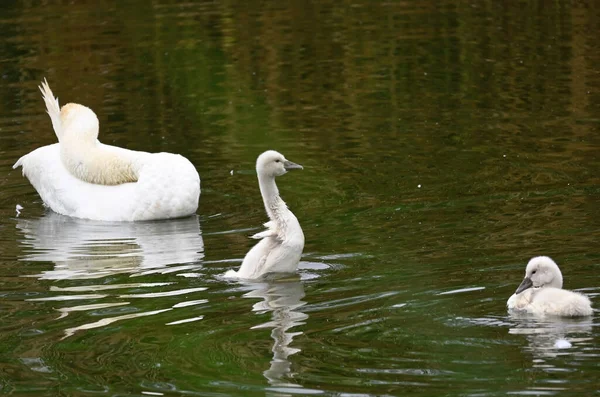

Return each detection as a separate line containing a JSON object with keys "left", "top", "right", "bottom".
{"left": 1, "top": 1, "right": 599, "bottom": 396}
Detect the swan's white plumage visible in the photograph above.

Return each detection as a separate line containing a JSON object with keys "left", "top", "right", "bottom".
{"left": 13, "top": 80, "right": 200, "bottom": 221}
{"left": 507, "top": 256, "right": 593, "bottom": 317}
{"left": 251, "top": 221, "right": 277, "bottom": 239}
{"left": 225, "top": 150, "right": 304, "bottom": 280}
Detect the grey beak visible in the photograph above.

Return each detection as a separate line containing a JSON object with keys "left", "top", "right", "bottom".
{"left": 283, "top": 160, "right": 303, "bottom": 171}
{"left": 515, "top": 277, "right": 533, "bottom": 295}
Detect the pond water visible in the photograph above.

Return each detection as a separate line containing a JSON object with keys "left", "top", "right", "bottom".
{"left": 1, "top": 1, "right": 599, "bottom": 396}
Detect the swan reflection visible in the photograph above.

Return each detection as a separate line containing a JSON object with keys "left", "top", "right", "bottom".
{"left": 243, "top": 278, "right": 308, "bottom": 389}
{"left": 508, "top": 312, "right": 593, "bottom": 364}
{"left": 16, "top": 213, "right": 204, "bottom": 279}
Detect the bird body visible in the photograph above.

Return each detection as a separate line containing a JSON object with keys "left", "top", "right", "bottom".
{"left": 226, "top": 151, "right": 304, "bottom": 279}
{"left": 13, "top": 80, "right": 200, "bottom": 221}
{"left": 507, "top": 256, "right": 592, "bottom": 317}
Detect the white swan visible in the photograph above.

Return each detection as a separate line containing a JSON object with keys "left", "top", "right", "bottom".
{"left": 507, "top": 256, "right": 593, "bottom": 317}
{"left": 13, "top": 79, "right": 200, "bottom": 221}
{"left": 225, "top": 150, "right": 304, "bottom": 279}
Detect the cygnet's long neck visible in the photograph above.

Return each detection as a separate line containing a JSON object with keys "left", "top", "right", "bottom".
{"left": 258, "top": 174, "right": 289, "bottom": 223}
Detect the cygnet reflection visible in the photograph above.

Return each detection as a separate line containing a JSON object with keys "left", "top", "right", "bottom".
{"left": 16, "top": 213, "right": 204, "bottom": 279}
{"left": 508, "top": 311, "right": 593, "bottom": 363}
{"left": 242, "top": 278, "right": 308, "bottom": 389}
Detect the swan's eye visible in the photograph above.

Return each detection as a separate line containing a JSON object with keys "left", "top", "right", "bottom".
{"left": 531, "top": 270, "right": 537, "bottom": 274}
{"left": 275, "top": 159, "right": 281, "bottom": 163}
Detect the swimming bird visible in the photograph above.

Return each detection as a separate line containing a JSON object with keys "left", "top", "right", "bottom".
{"left": 225, "top": 150, "right": 304, "bottom": 279}
{"left": 507, "top": 256, "right": 593, "bottom": 317}
{"left": 13, "top": 79, "right": 200, "bottom": 221}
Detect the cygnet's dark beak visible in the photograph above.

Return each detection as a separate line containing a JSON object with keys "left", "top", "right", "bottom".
{"left": 515, "top": 277, "right": 533, "bottom": 294}
{"left": 284, "top": 160, "right": 303, "bottom": 171}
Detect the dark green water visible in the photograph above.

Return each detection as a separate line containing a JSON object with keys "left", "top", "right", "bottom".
{"left": 1, "top": 1, "right": 599, "bottom": 396}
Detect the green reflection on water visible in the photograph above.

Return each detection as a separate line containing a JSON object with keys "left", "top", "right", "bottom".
{"left": 0, "top": 0, "right": 599, "bottom": 396}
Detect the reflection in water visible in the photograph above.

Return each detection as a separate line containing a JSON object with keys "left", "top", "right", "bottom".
{"left": 16, "top": 213, "right": 204, "bottom": 279}
{"left": 3, "top": 0, "right": 599, "bottom": 392}
{"left": 16, "top": 213, "right": 207, "bottom": 338}
{"left": 508, "top": 313, "right": 593, "bottom": 364}
{"left": 243, "top": 279, "right": 309, "bottom": 390}
{"left": 62, "top": 308, "right": 174, "bottom": 340}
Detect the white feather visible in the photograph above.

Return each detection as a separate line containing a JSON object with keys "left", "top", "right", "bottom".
{"left": 507, "top": 256, "right": 593, "bottom": 317}
{"left": 39, "top": 78, "right": 63, "bottom": 141}
{"left": 225, "top": 151, "right": 304, "bottom": 279}
{"left": 251, "top": 221, "right": 277, "bottom": 239}
{"left": 13, "top": 80, "right": 200, "bottom": 221}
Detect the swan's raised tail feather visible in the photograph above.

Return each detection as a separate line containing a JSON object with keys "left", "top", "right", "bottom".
{"left": 39, "top": 78, "right": 62, "bottom": 141}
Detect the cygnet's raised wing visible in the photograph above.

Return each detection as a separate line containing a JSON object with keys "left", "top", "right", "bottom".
{"left": 251, "top": 221, "right": 279, "bottom": 240}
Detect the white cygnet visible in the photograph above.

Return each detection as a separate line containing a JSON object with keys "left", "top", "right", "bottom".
{"left": 225, "top": 150, "right": 304, "bottom": 279}
{"left": 507, "top": 256, "right": 593, "bottom": 317}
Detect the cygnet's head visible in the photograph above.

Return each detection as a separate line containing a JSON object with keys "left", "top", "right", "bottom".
{"left": 514, "top": 256, "right": 564, "bottom": 294}
{"left": 256, "top": 150, "right": 303, "bottom": 178}
{"left": 60, "top": 103, "right": 99, "bottom": 143}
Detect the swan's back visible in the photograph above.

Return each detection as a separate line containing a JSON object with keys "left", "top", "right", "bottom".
{"left": 15, "top": 143, "right": 199, "bottom": 221}
{"left": 132, "top": 151, "right": 200, "bottom": 220}
{"left": 536, "top": 288, "right": 593, "bottom": 317}
{"left": 507, "top": 285, "right": 593, "bottom": 317}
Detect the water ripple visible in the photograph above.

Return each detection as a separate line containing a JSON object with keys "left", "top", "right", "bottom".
{"left": 304, "top": 291, "right": 399, "bottom": 312}
{"left": 63, "top": 308, "right": 173, "bottom": 339}
{"left": 56, "top": 302, "right": 130, "bottom": 319}
{"left": 50, "top": 282, "right": 173, "bottom": 292}
{"left": 119, "top": 287, "right": 207, "bottom": 299}
{"left": 166, "top": 316, "right": 204, "bottom": 326}
{"left": 437, "top": 286, "right": 486, "bottom": 295}
{"left": 172, "top": 299, "right": 209, "bottom": 308}
{"left": 28, "top": 294, "right": 108, "bottom": 301}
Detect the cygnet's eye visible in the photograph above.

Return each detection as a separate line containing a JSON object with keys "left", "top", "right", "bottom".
{"left": 531, "top": 270, "right": 537, "bottom": 274}
{"left": 275, "top": 159, "right": 281, "bottom": 163}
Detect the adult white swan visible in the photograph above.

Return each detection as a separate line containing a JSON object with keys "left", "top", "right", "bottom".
{"left": 13, "top": 79, "right": 200, "bottom": 221}
{"left": 225, "top": 150, "right": 304, "bottom": 279}
{"left": 507, "top": 256, "right": 593, "bottom": 317}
